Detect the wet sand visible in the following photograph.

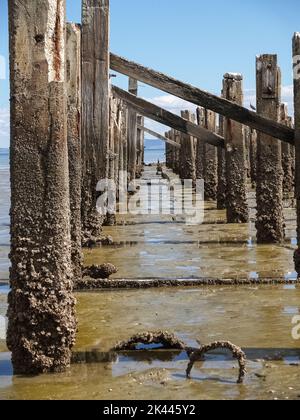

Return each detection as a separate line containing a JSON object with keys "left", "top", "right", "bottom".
{"left": 0, "top": 165, "right": 299, "bottom": 400}
{"left": 1, "top": 285, "right": 300, "bottom": 400}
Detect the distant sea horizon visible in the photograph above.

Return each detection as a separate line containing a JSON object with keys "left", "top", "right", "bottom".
{"left": 0, "top": 139, "right": 165, "bottom": 165}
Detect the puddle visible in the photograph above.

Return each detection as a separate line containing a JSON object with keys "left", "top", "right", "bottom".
{"left": 282, "top": 307, "right": 299, "bottom": 315}
{"left": 1, "top": 166, "right": 300, "bottom": 399}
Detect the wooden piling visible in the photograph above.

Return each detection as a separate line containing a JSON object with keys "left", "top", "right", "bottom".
{"left": 120, "top": 103, "right": 128, "bottom": 173}
{"left": 249, "top": 129, "right": 257, "bottom": 188}
{"left": 196, "top": 107, "right": 205, "bottom": 180}
{"left": 256, "top": 55, "right": 284, "bottom": 243}
{"left": 104, "top": 96, "right": 117, "bottom": 226}
{"left": 293, "top": 34, "right": 300, "bottom": 273}
{"left": 171, "top": 129, "right": 177, "bottom": 172}
{"left": 280, "top": 103, "right": 294, "bottom": 195}
{"left": 223, "top": 73, "right": 249, "bottom": 223}
{"left": 7, "top": 0, "right": 76, "bottom": 374}
{"left": 81, "top": 0, "right": 110, "bottom": 239}
{"left": 136, "top": 115, "right": 144, "bottom": 176}
{"left": 203, "top": 110, "right": 218, "bottom": 201}
{"left": 179, "top": 111, "right": 196, "bottom": 183}
{"left": 165, "top": 132, "right": 171, "bottom": 168}
{"left": 244, "top": 127, "right": 251, "bottom": 180}
{"left": 66, "top": 23, "right": 82, "bottom": 282}
{"left": 217, "top": 115, "right": 227, "bottom": 209}
{"left": 174, "top": 130, "right": 181, "bottom": 174}
{"left": 127, "top": 78, "right": 138, "bottom": 180}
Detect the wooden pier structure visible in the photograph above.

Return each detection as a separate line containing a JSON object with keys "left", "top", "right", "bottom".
{"left": 7, "top": 0, "right": 300, "bottom": 374}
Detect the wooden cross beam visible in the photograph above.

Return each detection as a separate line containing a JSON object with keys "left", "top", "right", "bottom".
{"left": 110, "top": 53, "right": 294, "bottom": 145}
{"left": 112, "top": 85, "right": 225, "bottom": 148}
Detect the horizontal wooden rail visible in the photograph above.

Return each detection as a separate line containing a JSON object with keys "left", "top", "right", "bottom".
{"left": 137, "top": 124, "right": 181, "bottom": 148}
{"left": 112, "top": 85, "right": 225, "bottom": 148}
{"left": 110, "top": 53, "right": 295, "bottom": 145}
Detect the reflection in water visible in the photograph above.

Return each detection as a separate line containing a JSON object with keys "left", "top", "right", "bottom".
{"left": 1, "top": 165, "right": 300, "bottom": 399}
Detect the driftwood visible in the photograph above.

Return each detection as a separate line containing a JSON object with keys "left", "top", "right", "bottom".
{"left": 186, "top": 341, "right": 247, "bottom": 385}
{"left": 112, "top": 331, "right": 247, "bottom": 384}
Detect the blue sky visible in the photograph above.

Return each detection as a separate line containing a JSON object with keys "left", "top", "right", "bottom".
{"left": 1, "top": 0, "right": 300, "bottom": 147}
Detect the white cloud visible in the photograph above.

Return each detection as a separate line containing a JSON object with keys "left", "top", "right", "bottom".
{"left": 148, "top": 94, "right": 197, "bottom": 115}
{"left": 0, "top": 108, "right": 9, "bottom": 148}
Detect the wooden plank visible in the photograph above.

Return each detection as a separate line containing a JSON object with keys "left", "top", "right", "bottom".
{"left": 112, "top": 85, "right": 225, "bottom": 148}
{"left": 256, "top": 55, "right": 284, "bottom": 243}
{"left": 110, "top": 53, "right": 294, "bottom": 145}
{"left": 8, "top": 0, "right": 76, "bottom": 375}
{"left": 137, "top": 124, "right": 181, "bottom": 148}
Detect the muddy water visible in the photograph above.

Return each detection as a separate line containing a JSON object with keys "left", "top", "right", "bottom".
{"left": 85, "top": 167, "right": 297, "bottom": 281}
{"left": 1, "top": 286, "right": 300, "bottom": 400}
{"left": 0, "top": 164, "right": 300, "bottom": 400}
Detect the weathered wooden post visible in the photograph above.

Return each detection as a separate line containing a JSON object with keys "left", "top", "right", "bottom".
{"left": 196, "top": 107, "right": 205, "bottom": 180}
{"left": 122, "top": 104, "right": 128, "bottom": 173}
{"left": 249, "top": 129, "right": 257, "bottom": 188}
{"left": 244, "top": 126, "right": 251, "bottom": 180}
{"left": 203, "top": 110, "right": 218, "bottom": 201}
{"left": 108, "top": 97, "right": 116, "bottom": 181}
{"left": 223, "top": 73, "right": 249, "bottom": 223}
{"left": 280, "top": 103, "right": 294, "bottom": 195}
{"left": 7, "top": 0, "right": 76, "bottom": 374}
{"left": 66, "top": 23, "right": 82, "bottom": 282}
{"left": 293, "top": 34, "right": 300, "bottom": 273}
{"left": 136, "top": 115, "right": 144, "bottom": 177}
{"left": 217, "top": 114, "right": 227, "bottom": 209}
{"left": 165, "top": 132, "right": 170, "bottom": 168}
{"left": 180, "top": 111, "right": 196, "bottom": 183}
{"left": 81, "top": 0, "right": 110, "bottom": 239}
{"left": 127, "top": 78, "right": 138, "bottom": 180}
{"left": 104, "top": 96, "right": 117, "bottom": 226}
{"left": 113, "top": 99, "right": 120, "bottom": 185}
{"left": 117, "top": 101, "right": 125, "bottom": 174}
{"left": 170, "top": 130, "right": 176, "bottom": 171}
{"left": 174, "top": 130, "right": 181, "bottom": 174}
{"left": 256, "top": 55, "right": 284, "bottom": 243}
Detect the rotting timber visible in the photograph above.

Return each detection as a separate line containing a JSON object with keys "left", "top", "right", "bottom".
{"left": 7, "top": 0, "right": 300, "bottom": 377}
{"left": 8, "top": 0, "right": 76, "bottom": 374}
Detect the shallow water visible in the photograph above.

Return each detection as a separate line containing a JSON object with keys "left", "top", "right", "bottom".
{"left": 0, "top": 156, "right": 300, "bottom": 400}
{"left": 85, "top": 167, "right": 297, "bottom": 281}
{"left": 1, "top": 286, "right": 300, "bottom": 400}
